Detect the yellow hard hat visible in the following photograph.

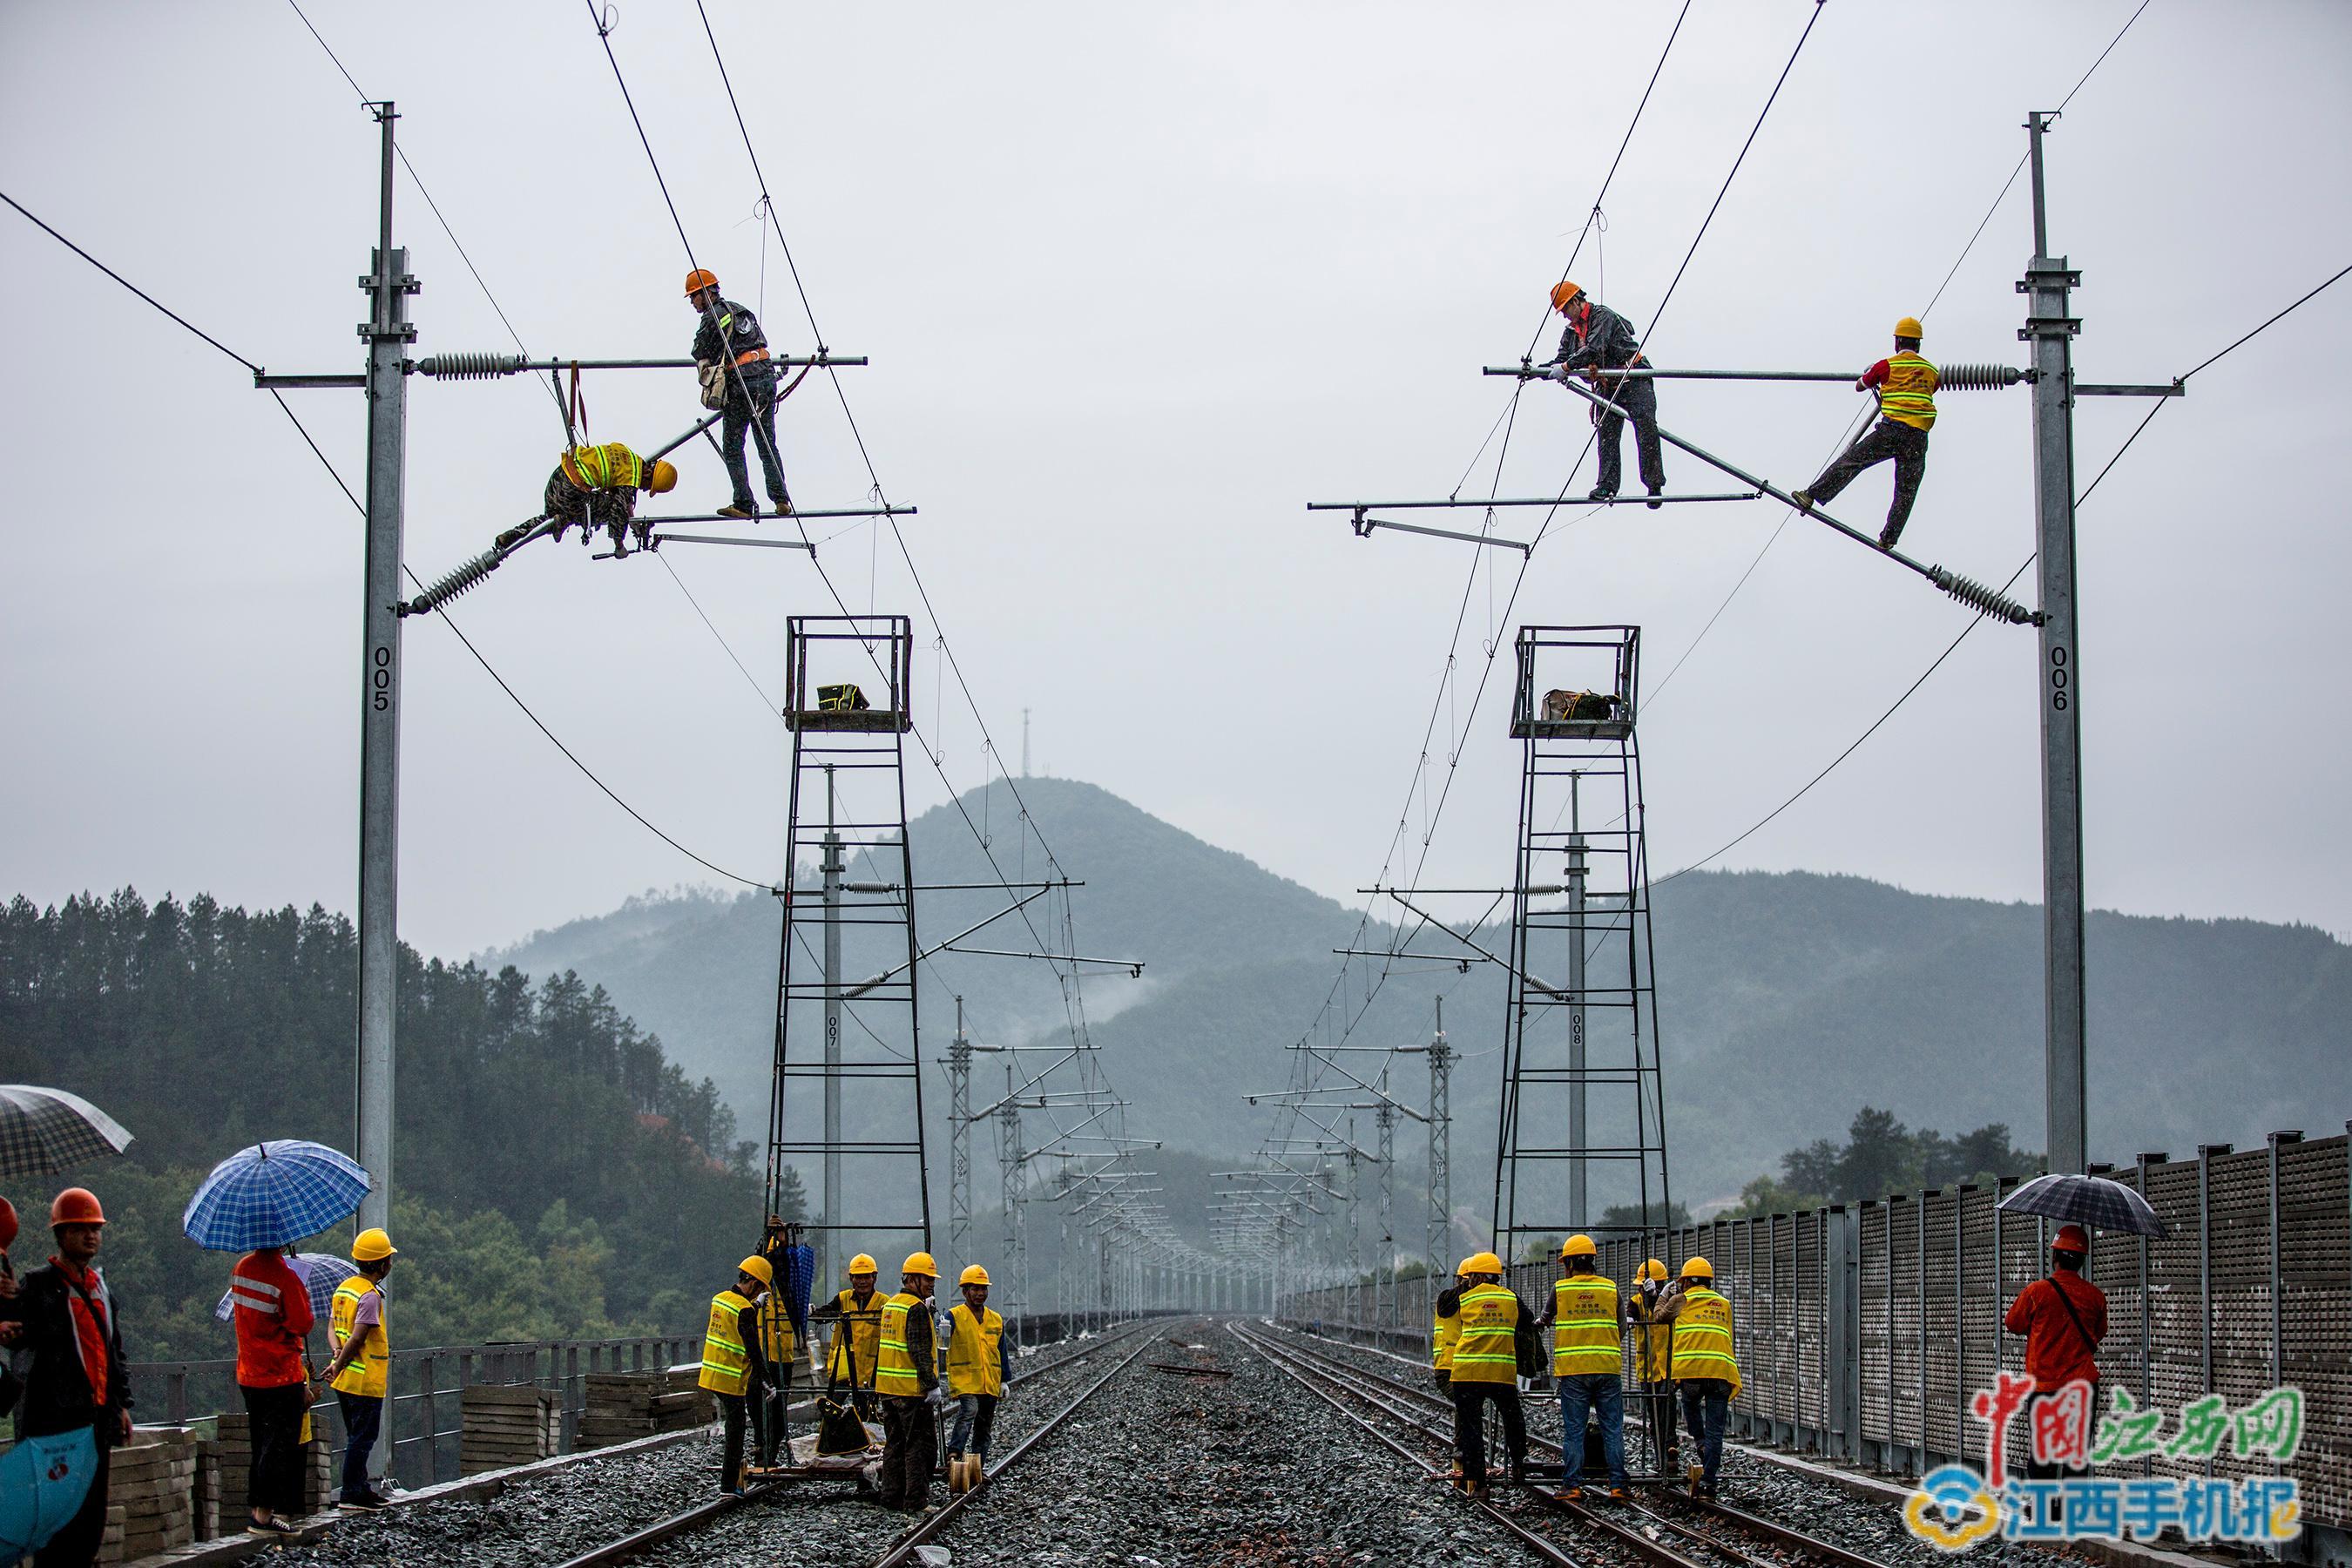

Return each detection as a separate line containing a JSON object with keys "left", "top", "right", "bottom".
{"left": 739, "top": 1254, "right": 774, "bottom": 1288}
{"left": 1463, "top": 1251, "right": 1504, "bottom": 1275}
{"left": 848, "top": 1254, "right": 878, "bottom": 1276}
{"left": 647, "top": 459, "right": 678, "bottom": 495}
{"left": 1561, "top": 1233, "right": 1597, "bottom": 1259}
{"left": 959, "top": 1265, "right": 990, "bottom": 1287}
{"left": 902, "top": 1251, "right": 938, "bottom": 1278}
{"left": 1639, "top": 1258, "right": 1668, "bottom": 1282}
{"left": 1680, "top": 1255, "right": 1713, "bottom": 1281}
{"left": 1551, "top": 280, "right": 1585, "bottom": 312}
{"left": 1894, "top": 316, "right": 1925, "bottom": 340}
{"left": 351, "top": 1227, "right": 397, "bottom": 1263}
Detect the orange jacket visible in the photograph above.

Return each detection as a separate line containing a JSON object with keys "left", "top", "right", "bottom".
{"left": 2004, "top": 1271, "right": 2105, "bottom": 1391}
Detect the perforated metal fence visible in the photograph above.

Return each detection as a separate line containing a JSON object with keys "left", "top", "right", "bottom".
{"left": 1280, "top": 1126, "right": 2349, "bottom": 1558}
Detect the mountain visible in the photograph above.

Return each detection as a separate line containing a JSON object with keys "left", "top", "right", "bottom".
{"left": 484, "top": 777, "right": 2351, "bottom": 1223}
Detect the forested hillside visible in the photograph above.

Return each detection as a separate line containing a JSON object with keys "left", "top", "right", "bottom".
{"left": 0, "top": 889, "right": 788, "bottom": 1364}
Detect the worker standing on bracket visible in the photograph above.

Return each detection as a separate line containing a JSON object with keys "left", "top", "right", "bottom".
{"left": 685, "top": 268, "right": 793, "bottom": 520}
{"left": 1793, "top": 317, "right": 1938, "bottom": 551}
{"left": 539, "top": 443, "right": 677, "bottom": 554}
{"left": 1544, "top": 280, "right": 1666, "bottom": 508}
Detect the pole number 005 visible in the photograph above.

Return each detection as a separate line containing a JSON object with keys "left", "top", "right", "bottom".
{"left": 2048, "top": 645, "right": 2070, "bottom": 713}
{"left": 372, "top": 645, "right": 393, "bottom": 712}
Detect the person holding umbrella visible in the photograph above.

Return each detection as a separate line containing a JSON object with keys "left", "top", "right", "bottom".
{"left": 228, "top": 1241, "right": 315, "bottom": 1536}
{"left": 319, "top": 1229, "right": 399, "bottom": 1511}
{"left": 2, "top": 1188, "right": 134, "bottom": 1568}
{"left": 2004, "top": 1222, "right": 2107, "bottom": 1481}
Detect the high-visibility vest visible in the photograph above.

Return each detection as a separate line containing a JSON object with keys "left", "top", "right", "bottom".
{"left": 755, "top": 1294, "right": 797, "bottom": 1366}
{"left": 827, "top": 1289, "right": 883, "bottom": 1385}
{"left": 1629, "top": 1284, "right": 1673, "bottom": 1382}
{"left": 559, "top": 442, "right": 645, "bottom": 492}
{"left": 1433, "top": 1299, "right": 1461, "bottom": 1373}
{"left": 1672, "top": 1286, "right": 1741, "bottom": 1397}
{"left": 328, "top": 1277, "right": 389, "bottom": 1398}
{"left": 875, "top": 1293, "right": 927, "bottom": 1396}
{"left": 1552, "top": 1273, "right": 1621, "bottom": 1377}
{"left": 944, "top": 1303, "right": 1004, "bottom": 1397}
{"left": 699, "top": 1289, "right": 754, "bottom": 1396}
{"left": 1450, "top": 1283, "right": 1521, "bottom": 1385}
{"left": 1877, "top": 352, "right": 1939, "bottom": 432}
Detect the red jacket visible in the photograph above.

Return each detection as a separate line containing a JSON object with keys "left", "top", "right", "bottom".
{"left": 230, "top": 1251, "right": 315, "bottom": 1389}
{"left": 2004, "top": 1270, "right": 2106, "bottom": 1391}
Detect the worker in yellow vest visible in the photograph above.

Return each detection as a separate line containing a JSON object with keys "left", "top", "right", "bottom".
{"left": 1431, "top": 1260, "right": 1466, "bottom": 1389}
{"left": 320, "top": 1228, "right": 399, "bottom": 1511}
{"left": 942, "top": 1265, "right": 1012, "bottom": 1475}
{"left": 810, "top": 1254, "right": 886, "bottom": 1416}
{"left": 1669, "top": 1257, "right": 1741, "bottom": 1497}
{"left": 1447, "top": 1252, "right": 1534, "bottom": 1499}
{"left": 1547, "top": 1234, "right": 1628, "bottom": 1499}
{"left": 698, "top": 1255, "right": 773, "bottom": 1496}
{"left": 1626, "top": 1257, "right": 1681, "bottom": 1477}
{"left": 873, "top": 1253, "right": 943, "bottom": 1512}
{"left": 1793, "top": 316, "right": 1939, "bottom": 551}
{"left": 747, "top": 1218, "right": 803, "bottom": 1471}
{"left": 539, "top": 442, "right": 679, "bottom": 555}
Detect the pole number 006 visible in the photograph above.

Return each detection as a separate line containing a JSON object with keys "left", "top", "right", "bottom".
{"left": 2049, "top": 645, "right": 2070, "bottom": 713}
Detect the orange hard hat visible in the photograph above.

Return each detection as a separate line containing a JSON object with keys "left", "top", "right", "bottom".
{"left": 1551, "top": 280, "right": 1585, "bottom": 312}
{"left": 49, "top": 1187, "right": 106, "bottom": 1227}
{"left": 2052, "top": 1224, "right": 2090, "bottom": 1252}
{"left": 684, "top": 268, "right": 720, "bottom": 299}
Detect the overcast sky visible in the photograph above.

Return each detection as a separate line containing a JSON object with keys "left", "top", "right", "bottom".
{"left": 5, "top": 1, "right": 2348, "bottom": 963}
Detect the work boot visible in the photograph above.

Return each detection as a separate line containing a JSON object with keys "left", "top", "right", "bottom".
{"left": 1609, "top": 1487, "right": 1631, "bottom": 1500}
{"left": 1647, "top": 485, "right": 1665, "bottom": 510}
{"left": 770, "top": 492, "right": 794, "bottom": 517}
{"left": 1878, "top": 522, "right": 1903, "bottom": 551}
{"left": 718, "top": 502, "right": 758, "bottom": 520}
{"left": 1790, "top": 489, "right": 1814, "bottom": 510}
{"left": 1558, "top": 1485, "right": 1584, "bottom": 1502}
{"left": 1588, "top": 486, "right": 1617, "bottom": 503}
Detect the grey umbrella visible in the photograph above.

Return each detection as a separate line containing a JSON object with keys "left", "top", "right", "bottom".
{"left": 0, "top": 1085, "right": 133, "bottom": 1179}
{"left": 1995, "top": 1172, "right": 2166, "bottom": 1239}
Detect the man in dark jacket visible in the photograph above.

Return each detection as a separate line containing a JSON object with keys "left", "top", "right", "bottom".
{"left": 685, "top": 269, "right": 791, "bottom": 519}
{"left": 1, "top": 1188, "right": 135, "bottom": 1568}
{"left": 1544, "top": 280, "right": 1666, "bottom": 507}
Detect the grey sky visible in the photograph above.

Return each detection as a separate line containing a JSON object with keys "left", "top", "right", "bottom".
{"left": 4, "top": 1, "right": 2348, "bottom": 963}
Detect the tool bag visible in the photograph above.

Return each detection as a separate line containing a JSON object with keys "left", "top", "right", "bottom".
{"left": 698, "top": 361, "right": 729, "bottom": 411}
{"left": 817, "top": 683, "right": 871, "bottom": 713}
{"left": 1541, "top": 688, "right": 1618, "bottom": 723}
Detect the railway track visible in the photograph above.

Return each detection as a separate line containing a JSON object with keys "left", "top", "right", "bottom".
{"left": 546, "top": 1318, "right": 1168, "bottom": 1568}
{"left": 1231, "top": 1321, "right": 1894, "bottom": 1568}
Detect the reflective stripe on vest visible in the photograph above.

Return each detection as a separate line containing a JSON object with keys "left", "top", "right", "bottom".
{"left": 828, "top": 1289, "right": 883, "bottom": 1385}
{"left": 329, "top": 1278, "right": 390, "bottom": 1398}
{"left": 756, "top": 1295, "right": 796, "bottom": 1363}
{"left": 875, "top": 1293, "right": 925, "bottom": 1396}
{"left": 1551, "top": 1274, "right": 1620, "bottom": 1376}
{"left": 1878, "top": 352, "right": 1939, "bottom": 431}
{"left": 699, "top": 1289, "right": 754, "bottom": 1396}
{"left": 945, "top": 1304, "right": 1004, "bottom": 1397}
{"left": 560, "top": 443, "right": 644, "bottom": 492}
{"left": 1630, "top": 1289, "right": 1674, "bottom": 1382}
{"left": 1450, "top": 1283, "right": 1520, "bottom": 1384}
{"left": 1672, "top": 1287, "right": 1740, "bottom": 1382}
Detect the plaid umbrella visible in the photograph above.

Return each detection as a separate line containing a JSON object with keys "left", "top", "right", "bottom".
{"left": 182, "top": 1140, "right": 372, "bottom": 1253}
{"left": 213, "top": 1251, "right": 362, "bottom": 1323}
{"left": 0, "top": 1085, "right": 132, "bottom": 1179}
{"left": 1995, "top": 1172, "right": 2166, "bottom": 1239}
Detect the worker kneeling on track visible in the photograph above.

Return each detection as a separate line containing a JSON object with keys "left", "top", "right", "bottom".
{"left": 540, "top": 442, "right": 678, "bottom": 555}
{"left": 1449, "top": 1252, "right": 1538, "bottom": 1500}
{"left": 942, "top": 1265, "right": 1011, "bottom": 1487}
{"left": 1549, "top": 1233, "right": 1630, "bottom": 1500}
{"left": 699, "top": 1254, "right": 773, "bottom": 1497}
{"left": 1792, "top": 316, "right": 1938, "bottom": 551}
{"left": 875, "top": 1252, "right": 943, "bottom": 1512}
{"left": 1669, "top": 1256, "right": 1741, "bottom": 1498}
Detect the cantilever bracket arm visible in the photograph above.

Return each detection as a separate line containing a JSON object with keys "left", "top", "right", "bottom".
{"left": 1375, "top": 889, "right": 1567, "bottom": 999}
{"left": 841, "top": 888, "right": 1051, "bottom": 998}
{"left": 940, "top": 945, "right": 1146, "bottom": 977}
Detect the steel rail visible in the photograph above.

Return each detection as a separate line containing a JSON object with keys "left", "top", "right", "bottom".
{"left": 865, "top": 1324, "right": 1171, "bottom": 1568}
{"left": 1227, "top": 1323, "right": 1586, "bottom": 1568}
{"left": 543, "top": 1319, "right": 1161, "bottom": 1568}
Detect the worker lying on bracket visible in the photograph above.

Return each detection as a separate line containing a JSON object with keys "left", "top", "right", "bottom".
{"left": 1543, "top": 280, "right": 1666, "bottom": 508}
{"left": 1793, "top": 316, "right": 1937, "bottom": 551}
{"left": 540, "top": 443, "right": 678, "bottom": 555}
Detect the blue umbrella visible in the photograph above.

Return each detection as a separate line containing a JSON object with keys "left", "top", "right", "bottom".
{"left": 1996, "top": 1172, "right": 2166, "bottom": 1239}
{"left": 0, "top": 1427, "right": 98, "bottom": 1555}
{"left": 183, "top": 1140, "right": 372, "bottom": 1253}
{"left": 213, "top": 1251, "right": 362, "bottom": 1323}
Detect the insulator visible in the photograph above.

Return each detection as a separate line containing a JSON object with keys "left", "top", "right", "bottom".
{"left": 1930, "top": 566, "right": 2040, "bottom": 625}
{"left": 415, "top": 352, "right": 523, "bottom": 380}
{"left": 1938, "top": 362, "right": 2022, "bottom": 391}
{"left": 400, "top": 548, "right": 502, "bottom": 617}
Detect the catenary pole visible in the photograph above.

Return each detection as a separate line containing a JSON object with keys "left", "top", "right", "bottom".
{"left": 2024, "top": 112, "right": 2087, "bottom": 1174}
{"left": 822, "top": 766, "right": 844, "bottom": 1282}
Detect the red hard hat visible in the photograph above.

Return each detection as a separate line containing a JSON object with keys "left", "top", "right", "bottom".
{"left": 0, "top": 1196, "right": 17, "bottom": 1251}
{"left": 2052, "top": 1223, "right": 2089, "bottom": 1252}
{"left": 49, "top": 1187, "right": 106, "bottom": 1227}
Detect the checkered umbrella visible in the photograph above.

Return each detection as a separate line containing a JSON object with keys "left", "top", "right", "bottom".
{"left": 1995, "top": 1172, "right": 2167, "bottom": 1239}
{"left": 0, "top": 1085, "right": 132, "bottom": 1179}
{"left": 182, "top": 1140, "right": 373, "bottom": 1253}
{"left": 213, "top": 1252, "right": 362, "bottom": 1322}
